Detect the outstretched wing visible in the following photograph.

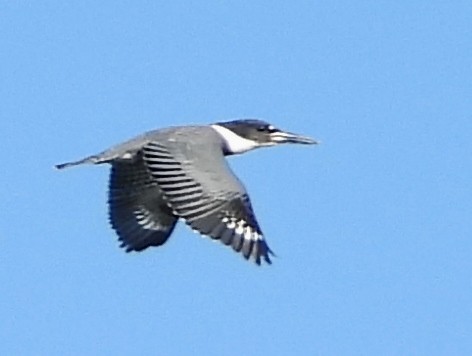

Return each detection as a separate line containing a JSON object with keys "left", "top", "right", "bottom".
{"left": 108, "top": 155, "right": 178, "bottom": 252}
{"left": 142, "top": 136, "right": 274, "bottom": 265}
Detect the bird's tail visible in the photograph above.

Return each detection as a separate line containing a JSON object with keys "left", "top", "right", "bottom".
{"left": 55, "top": 155, "right": 101, "bottom": 170}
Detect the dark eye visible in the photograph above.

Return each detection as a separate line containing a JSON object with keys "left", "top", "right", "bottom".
{"left": 256, "top": 124, "right": 278, "bottom": 133}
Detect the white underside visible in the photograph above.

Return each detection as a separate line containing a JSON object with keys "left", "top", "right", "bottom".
{"left": 211, "top": 124, "right": 258, "bottom": 154}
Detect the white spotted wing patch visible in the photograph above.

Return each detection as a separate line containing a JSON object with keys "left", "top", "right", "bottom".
{"left": 133, "top": 206, "right": 160, "bottom": 230}
{"left": 223, "top": 217, "right": 262, "bottom": 241}
{"left": 215, "top": 215, "right": 271, "bottom": 264}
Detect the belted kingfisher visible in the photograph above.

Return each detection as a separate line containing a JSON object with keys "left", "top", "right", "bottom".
{"left": 56, "top": 119, "right": 317, "bottom": 265}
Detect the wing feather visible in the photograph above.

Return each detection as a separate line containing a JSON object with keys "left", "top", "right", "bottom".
{"left": 108, "top": 156, "right": 178, "bottom": 252}
{"left": 142, "top": 140, "right": 273, "bottom": 264}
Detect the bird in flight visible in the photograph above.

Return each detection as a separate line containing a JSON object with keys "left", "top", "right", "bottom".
{"left": 56, "top": 119, "right": 317, "bottom": 265}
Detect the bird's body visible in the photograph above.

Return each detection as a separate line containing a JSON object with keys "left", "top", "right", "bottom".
{"left": 57, "top": 119, "right": 317, "bottom": 265}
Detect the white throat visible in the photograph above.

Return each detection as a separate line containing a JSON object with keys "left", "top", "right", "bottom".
{"left": 211, "top": 124, "right": 258, "bottom": 154}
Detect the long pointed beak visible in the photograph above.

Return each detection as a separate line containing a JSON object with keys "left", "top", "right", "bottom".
{"left": 270, "top": 131, "right": 319, "bottom": 145}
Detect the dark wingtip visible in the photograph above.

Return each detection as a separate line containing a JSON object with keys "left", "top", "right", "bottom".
{"left": 265, "top": 248, "right": 276, "bottom": 264}
{"left": 251, "top": 241, "right": 275, "bottom": 266}
{"left": 261, "top": 249, "right": 275, "bottom": 265}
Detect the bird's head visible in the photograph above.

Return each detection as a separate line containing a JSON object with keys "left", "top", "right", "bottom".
{"left": 211, "top": 119, "right": 318, "bottom": 155}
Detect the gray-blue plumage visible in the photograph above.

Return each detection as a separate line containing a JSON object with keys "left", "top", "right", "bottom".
{"left": 56, "top": 119, "right": 317, "bottom": 265}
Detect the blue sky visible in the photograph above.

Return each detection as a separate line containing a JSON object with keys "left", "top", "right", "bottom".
{"left": 1, "top": 1, "right": 471, "bottom": 355}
